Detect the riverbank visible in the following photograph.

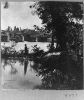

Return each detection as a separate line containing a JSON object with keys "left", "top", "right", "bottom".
{"left": 1, "top": 41, "right": 50, "bottom": 53}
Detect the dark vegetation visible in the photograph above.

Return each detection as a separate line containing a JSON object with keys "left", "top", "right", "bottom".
{"left": 30, "top": 1, "right": 83, "bottom": 89}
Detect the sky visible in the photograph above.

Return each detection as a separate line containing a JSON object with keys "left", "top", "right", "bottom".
{"left": 1, "top": 2, "right": 42, "bottom": 30}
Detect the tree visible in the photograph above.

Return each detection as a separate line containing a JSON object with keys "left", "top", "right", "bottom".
{"left": 66, "top": 21, "right": 83, "bottom": 62}
{"left": 30, "top": 2, "right": 83, "bottom": 89}
{"left": 30, "top": 1, "right": 83, "bottom": 52}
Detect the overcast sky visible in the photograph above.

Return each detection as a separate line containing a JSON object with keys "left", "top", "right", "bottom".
{"left": 1, "top": 2, "right": 42, "bottom": 30}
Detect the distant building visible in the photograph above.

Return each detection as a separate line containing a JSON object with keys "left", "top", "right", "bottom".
{"left": 1, "top": 27, "right": 52, "bottom": 42}
{"left": 30, "top": 37, "right": 36, "bottom": 42}
{"left": 47, "top": 38, "right": 52, "bottom": 42}
{"left": 10, "top": 32, "right": 24, "bottom": 42}
{"left": 37, "top": 36, "right": 47, "bottom": 42}
{"left": 1, "top": 32, "right": 10, "bottom": 42}
{"left": 16, "top": 33, "right": 24, "bottom": 42}
{"left": 7, "top": 26, "right": 11, "bottom": 32}
{"left": 24, "top": 33, "right": 30, "bottom": 42}
{"left": 10, "top": 37, "right": 16, "bottom": 42}
{"left": 23, "top": 30, "right": 39, "bottom": 42}
{"left": 29, "top": 31, "right": 39, "bottom": 42}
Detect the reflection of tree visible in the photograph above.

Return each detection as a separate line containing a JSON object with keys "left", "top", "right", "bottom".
{"left": 2, "top": 58, "right": 10, "bottom": 69}
{"left": 32, "top": 54, "right": 82, "bottom": 90}
{"left": 2, "top": 58, "right": 18, "bottom": 75}
{"left": 10, "top": 65, "right": 18, "bottom": 75}
{"left": 18, "top": 58, "right": 24, "bottom": 66}
{"left": 2, "top": 58, "right": 25, "bottom": 67}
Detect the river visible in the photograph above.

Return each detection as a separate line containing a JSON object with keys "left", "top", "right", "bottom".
{"left": 2, "top": 42, "right": 60, "bottom": 90}
{"left": 1, "top": 42, "right": 80, "bottom": 90}
{"left": 2, "top": 58, "right": 42, "bottom": 89}
{"left": 1, "top": 57, "right": 72, "bottom": 90}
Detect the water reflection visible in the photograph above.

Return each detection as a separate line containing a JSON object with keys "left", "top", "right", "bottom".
{"left": 31, "top": 62, "right": 66, "bottom": 90}
{"left": 2, "top": 58, "right": 42, "bottom": 89}
{"left": 2, "top": 56, "right": 82, "bottom": 90}
{"left": 30, "top": 57, "right": 81, "bottom": 90}
{"left": 24, "top": 59, "right": 28, "bottom": 75}
{"left": 10, "top": 64, "right": 18, "bottom": 75}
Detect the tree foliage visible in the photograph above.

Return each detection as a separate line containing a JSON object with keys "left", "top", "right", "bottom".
{"left": 30, "top": 1, "right": 83, "bottom": 52}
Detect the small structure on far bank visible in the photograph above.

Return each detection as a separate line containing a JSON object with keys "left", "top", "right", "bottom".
{"left": 1, "top": 32, "right": 10, "bottom": 42}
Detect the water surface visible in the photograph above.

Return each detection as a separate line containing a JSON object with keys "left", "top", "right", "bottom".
{"left": 2, "top": 58, "right": 42, "bottom": 89}
{"left": 2, "top": 56, "right": 81, "bottom": 90}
